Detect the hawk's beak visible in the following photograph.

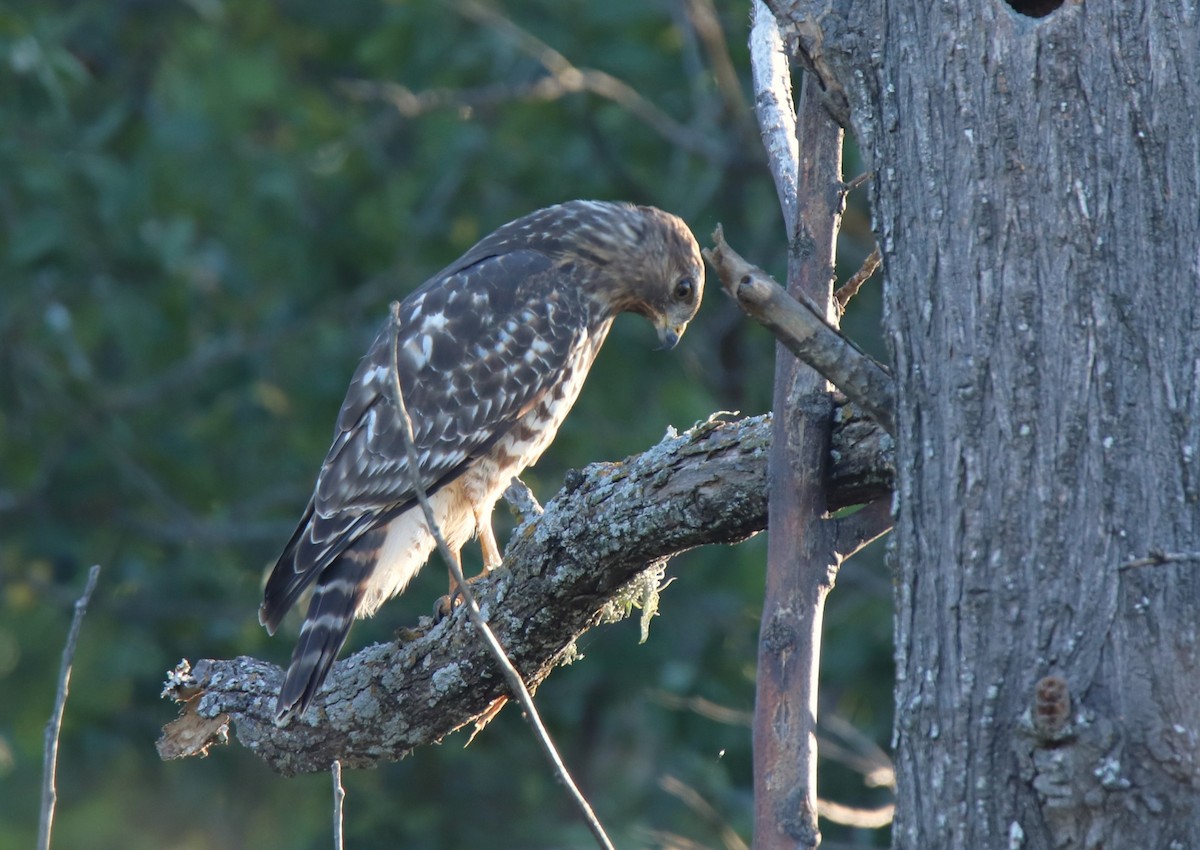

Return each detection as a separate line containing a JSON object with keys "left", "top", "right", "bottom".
{"left": 655, "top": 322, "right": 687, "bottom": 351}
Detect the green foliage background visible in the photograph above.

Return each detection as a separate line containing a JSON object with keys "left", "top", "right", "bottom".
{"left": 0, "top": 1, "right": 891, "bottom": 847}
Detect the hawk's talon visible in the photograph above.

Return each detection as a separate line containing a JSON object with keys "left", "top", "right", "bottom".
{"left": 433, "top": 566, "right": 493, "bottom": 623}
{"left": 431, "top": 591, "right": 460, "bottom": 624}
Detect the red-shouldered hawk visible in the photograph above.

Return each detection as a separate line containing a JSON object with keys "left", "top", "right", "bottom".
{"left": 260, "top": 200, "right": 704, "bottom": 724}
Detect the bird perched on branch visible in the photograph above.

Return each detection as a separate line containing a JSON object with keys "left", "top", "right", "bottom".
{"left": 260, "top": 200, "right": 704, "bottom": 724}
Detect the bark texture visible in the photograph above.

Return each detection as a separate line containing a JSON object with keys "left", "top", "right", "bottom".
{"left": 160, "top": 410, "right": 894, "bottom": 776}
{"left": 771, "top": 1, "right": 1200, "bottom": 846}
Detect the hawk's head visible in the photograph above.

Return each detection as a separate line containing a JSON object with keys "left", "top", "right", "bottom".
{"left": 608, "top": 203, "right": 705, "bottom": 351}
{"left": 567, "top": 201, "right": 705, "bottom": 350}
{"left": 487, "top": 200, "right": 705, "bottom": 349}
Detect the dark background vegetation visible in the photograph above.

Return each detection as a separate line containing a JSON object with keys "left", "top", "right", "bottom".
{"left": 0, "top": 1, "right": 890, "bottom": 847}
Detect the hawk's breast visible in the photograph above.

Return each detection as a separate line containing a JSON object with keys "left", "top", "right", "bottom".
{"left": 460, "top": 324, "right": 610, "bottom": 519}
{"left": 358, "top": 321, "right": 610, "bottom": 614}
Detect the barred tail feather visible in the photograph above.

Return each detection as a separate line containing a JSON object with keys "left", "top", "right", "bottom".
{"left": 259, "top": 502, "right": 320, "bottom": 635}
{"left": 274, "top": 528, "right": 384, "bottom": 724}
{"left": 260, "top": 500, "right": 372, "bottom": 635}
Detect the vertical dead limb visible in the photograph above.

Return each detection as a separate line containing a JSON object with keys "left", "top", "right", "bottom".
{"left": 737, "top": 10, "right": 895, "bottom": 846}
{"left": 753, "top": 69, "right": 844, "bottom": 850}
{"left": 39, "top": 564, "right": 101, "bottom": 850}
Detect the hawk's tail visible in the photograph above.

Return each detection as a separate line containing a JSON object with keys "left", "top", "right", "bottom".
{"left": 274, "top": 530, "right": 382, "bottom": 725}
{"left": 260, "top": 500, "right": 321, "bottom": 635}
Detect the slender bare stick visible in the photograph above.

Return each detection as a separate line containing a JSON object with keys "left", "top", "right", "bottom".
{"left": 1120, "top": 549, "right": 1200, "bottom": 569}
{"left": 386, "top": 303, "right": 616, "bottom": 850}
{"left": 331, "top": 760, "right": 345, "bottom": 850}
{"left": 841, "top": 171, "right": 872, "bottom": 195}
{"left": 39, "top": 563, "right": 101, "bottom": 850}
{"left": 659, "top": 774, "right": 750, "bottom": 850}
{"left": 447, "top": 0, "right": 724, "bottom": 161}
{"left": 814, "top": 799, "right": 895, "bottom": 829}
{"left": 834, "top": 245, "right": 882, "bottom": 310}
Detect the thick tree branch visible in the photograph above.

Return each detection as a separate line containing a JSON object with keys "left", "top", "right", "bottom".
{"left": 159, "top": 409, "right": 893, "bottom": 776}
{"left": 705, "top": 227, "right": 896, "bottom": 434}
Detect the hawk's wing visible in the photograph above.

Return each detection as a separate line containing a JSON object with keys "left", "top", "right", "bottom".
{"left": 260, "top": 248, "right": 587, "bottom": 630}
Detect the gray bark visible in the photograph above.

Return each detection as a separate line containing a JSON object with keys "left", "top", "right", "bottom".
{"left": 159, "top": 409, "right": 893, "bottom": 776}
{"left": 770, "top": 0, "right": 1200, "bottom": 847}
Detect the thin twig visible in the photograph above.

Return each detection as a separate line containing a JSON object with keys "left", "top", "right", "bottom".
{"left": 681, "top": 0, "right": 749, "bottom": 121}
{"left": 815, "top": 798, "right": 895, "bottom": 829}
{"left": 331, "top": 760, "right": 345, "bottom": 850}
{"left": 834, "top": 245, "right": 882, "bottom": 311}
{"left": 390, "top": 0, "right": 725, "bottom": 161}
{"left": 1120, "top": 549, "right": 1200, "bottom": 569}
{"left": 840, "top": 171, "right": 872, "bottom": 194}
{"left": 39, "top": 564, "right": 101, "bottom": 850}
{"left": 658, "top": 774, "right": 750, "bottom": 850}
{"left": 651, "top": 691, "right": 753, "bottom": 727}
{"left": 653, "top": 690, "right": 895, "bottom": 792}
{"left": 817, "top": 713, "right": 895, "bottom": 789}
{"left": 386, "top": 302, "right": 616, "bottom": 850}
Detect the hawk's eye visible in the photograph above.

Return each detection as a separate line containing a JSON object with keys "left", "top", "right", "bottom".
{"left": 673, "top": 277, "right": 695, "bottom": 302}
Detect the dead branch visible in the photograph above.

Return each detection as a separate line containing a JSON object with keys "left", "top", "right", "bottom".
{"left": 659, "top": 774, "right": 750, "bottom": 850}
{"left": 704, "top": 227, "right": 896, "bottom": 434}
{"left": 815, "top": 799, "right": 895, "bottom": 829}
{"left": 680, "top": 0, "right": 749, "bottom": 122}
{"left": 159, "top": 408, "right": 891, "bottom": 776}
{"left": 331, "top": 761, "right": 345, "bottom": 850}
{"left": 752, "top": 66, "right": 843, "bottom": 850}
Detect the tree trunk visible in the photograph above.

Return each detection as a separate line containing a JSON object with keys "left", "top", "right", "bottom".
{"left": 771, "top": 0, "right": 1200, "bottom": 846}
{"left": 879, "top": 5, "right": 1200, "bottom": 848}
